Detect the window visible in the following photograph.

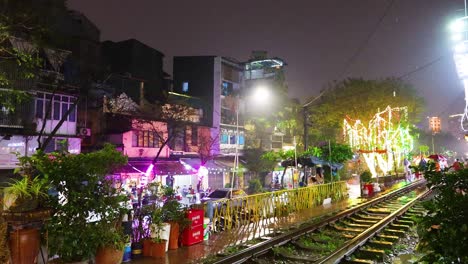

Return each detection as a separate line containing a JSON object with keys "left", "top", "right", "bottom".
{"left": 35, "top": 99, "right": 43, "bottom": 118}
{"left": 43, "top": 138, "right": 68, "bottom": 153}
{"left": 133, "top": 130, "right": 161, "bottom": 148}
{"left": 222, "top": 81, "right": 233, "bottom": 96}
{"left": 220, "top": 134, "right": 229, "bottom": 144}
{"left": 238, "top": 135, "right": 245, "bottom": 145}
{"left": 191, "top": 126, "right": 198, "bottom": 145}
{"left": 229, "top": 135, "right": 236, "bottom": 144}
{"left": 182, "top": 82, "right": 189, "bottom": 92}
{"left": 35, "top": 92, "right": 77, "bottom": 122}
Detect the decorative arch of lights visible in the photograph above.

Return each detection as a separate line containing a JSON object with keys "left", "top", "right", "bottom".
{"left": 450, "top": 16, "right": 468, "bottom": 132}
{"left": 343, "top": 106, "right": 414, "bottom": 177}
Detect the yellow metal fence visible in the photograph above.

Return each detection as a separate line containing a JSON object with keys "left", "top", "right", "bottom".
{"left": 208, "top": 181, "right": 348, "bottom": 231}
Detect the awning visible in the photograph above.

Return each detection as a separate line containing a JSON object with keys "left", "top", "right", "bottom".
{"left": 120, "top": 160, "right": 196, "bottom": 175}
{"left": 180, "top": 158, "right": 231, "bottom": 173}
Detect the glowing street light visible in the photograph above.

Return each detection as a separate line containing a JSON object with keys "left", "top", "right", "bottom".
{"left": 252, "top": 86, "right": 270, "bottom": 103}
{"left": 450, "top": 14, "right": 468, "bottom": 132}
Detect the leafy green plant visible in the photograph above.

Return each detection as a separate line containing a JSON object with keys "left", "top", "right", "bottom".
{"left": 3, "top": 176, "right": 49, "bottom": 211}
{"left": 24, "top": 144, "right": 129, "bottom": 262}
{"left": 150, "top": 207, "right": 166, "bottom": 243}
{"left": 247, "top": 179, "right": 263, "bottom": 194}
{"left": 95, "top": 223, "right": 127, "bottom": 251}
{"left": 360, "top": 170, "right": 372, "bottom": 183}
{"left": 416, "top": 168, "right": 468, "bottom": 263}
{"left": 162, "top": 198, "right": 191, "bottom": 229}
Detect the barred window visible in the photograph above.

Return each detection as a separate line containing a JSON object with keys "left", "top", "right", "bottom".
{"left": 132, "top": 130, "right": 161, "bottom": 148}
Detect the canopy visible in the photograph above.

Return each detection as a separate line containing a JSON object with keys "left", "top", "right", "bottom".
{"left": 428, "top": 154, "right": 447, "bottom": 161}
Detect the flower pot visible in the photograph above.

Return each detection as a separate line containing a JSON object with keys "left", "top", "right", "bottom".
{"left": 95, "top": 246, "right": 124, "bottom": 264}
{"left": 159, "top": 223, "right": 171, "bottom": 251}
{"left": 168, "top": 222, "right": 180, "bottom": 250}
{"left": 9, "top": 227, "right": 40, "bottom": 264}
{"left": 151, "top": 240, "right": 166, "bottom": 258}
{"left": 142, "top": 239, "right": 152, "bottom": 257}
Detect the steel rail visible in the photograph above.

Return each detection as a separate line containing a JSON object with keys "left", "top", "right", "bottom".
{"left": 317, "top": 188, "right": 431, "bottom": 264}
{"left": 211, "top": 180, "right": 426, "bottom": 264}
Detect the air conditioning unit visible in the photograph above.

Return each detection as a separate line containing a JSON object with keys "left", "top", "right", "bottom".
{"left": 77, "top": 127, "right": 91, "bottom": 137}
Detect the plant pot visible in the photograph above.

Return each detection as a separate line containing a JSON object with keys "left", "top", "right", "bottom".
{"left": 168, "top": 222, "right": 180, "bottom": 250}
{"left": 158, "top": 222, "right": 171, "bottom": 251}
{"left": 9, "top": 227, "right": 40, "bottom": 264}
{"left": 131, "top": 242, "right": 143, "bottom": 258}
{"left": 142, "top": 239, "right": 152, "bottom": 257}
{"left": 95, "top": 246, "right": 124, "bottom": 264}
{"left": 151, "top": 240, "right": 166, "bottom": 258}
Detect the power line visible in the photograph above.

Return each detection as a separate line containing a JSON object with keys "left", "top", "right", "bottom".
{"left": 303, "top": 0, "right": 396, "bottom": 108}
{"left": 339, "top": 0, "right": 396, "bottom": 79}
{"left": 398, "top": 55, "right": 445, "bottom": 79}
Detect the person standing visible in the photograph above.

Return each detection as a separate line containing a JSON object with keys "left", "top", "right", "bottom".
{"left": 452, "top": 159, "right": 462, "bottom": 171}
{"left": 404, "top": 158, "right": 411, "bottom": 182}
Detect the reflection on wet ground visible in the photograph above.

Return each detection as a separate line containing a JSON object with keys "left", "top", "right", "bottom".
{"left": 130, "top": 180, "right": 420, "bottom": 264}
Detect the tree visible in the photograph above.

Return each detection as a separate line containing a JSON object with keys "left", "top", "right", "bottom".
{"left": 0, "top": 1, "right": 92, "bottom": 152}
{"left": 306, "top": 78, "right": 425, "bottom": 144}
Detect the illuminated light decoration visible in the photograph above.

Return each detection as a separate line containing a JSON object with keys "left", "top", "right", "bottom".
{"left": 343, "top": 106, "right": 414, "bottom": 177}
{"left": 139, "top": 163, "right": 154, "bottom": 187}
{"left": 450, "top": 16, "right": 468, "bottom": 131}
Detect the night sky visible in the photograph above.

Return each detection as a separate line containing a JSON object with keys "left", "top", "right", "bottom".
{"left": 68, "top": 0, "right": 464, "bottom": 119}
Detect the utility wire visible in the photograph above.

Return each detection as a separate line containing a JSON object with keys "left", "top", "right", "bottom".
{"left": 303, "top": 0, "right": 396, "bottom": 108}
{"left": 338, "top": 0, "right": 396, "bottom": 79}
{"left": 398, "top": 55, "right": 445, "bottom": 79}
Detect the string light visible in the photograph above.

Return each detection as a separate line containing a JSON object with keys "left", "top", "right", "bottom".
{"left": 344, "top": 106, "right": 413, "bottom": 177}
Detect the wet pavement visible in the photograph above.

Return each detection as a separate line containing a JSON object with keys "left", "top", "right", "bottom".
{"left": 129, "top": 180, "right": 415, "bottom": 264}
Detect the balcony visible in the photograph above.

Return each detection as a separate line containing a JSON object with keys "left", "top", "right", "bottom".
{"left": 0, "top": 94, "right": 34, "bottom": 129}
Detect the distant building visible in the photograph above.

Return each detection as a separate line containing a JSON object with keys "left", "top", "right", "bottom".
{"left": 429, "top": 116, "right": 441, "bottom": 134}
{"left": 243, "top": 51, "right": 288, "bottom": 151}
{"left": 0, "top": 43, "right": 81, "bottom": 174}
{"left": 101, "top": 39, "right": 166, "bottom": 103}
{"left": 173, "top": 56, "right": 245, "bottom": 157}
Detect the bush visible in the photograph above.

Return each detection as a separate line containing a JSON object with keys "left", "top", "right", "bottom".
{"left": 416, "top": 168, "right": 468, "bottom": 263}
{"left": 247, "top": 179, "right": 263, "bottom": 194}
{"left": 224, "top": 183, "right": 232, "bottom": 188}
{"left": 360, "top": 170, "right": 372, "bottom": 183}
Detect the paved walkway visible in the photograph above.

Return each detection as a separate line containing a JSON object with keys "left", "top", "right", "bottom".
{"left": 130, "top": 180, "right": 412, "bottom": 264}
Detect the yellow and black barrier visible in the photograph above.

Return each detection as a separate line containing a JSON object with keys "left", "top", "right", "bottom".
{"left": 208, "top": 181, "right": 348, "bottom": 231}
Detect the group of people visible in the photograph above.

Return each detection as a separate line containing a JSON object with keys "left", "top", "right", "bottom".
{"left": 403, "top": 156, "right": 466, "bottom": 182}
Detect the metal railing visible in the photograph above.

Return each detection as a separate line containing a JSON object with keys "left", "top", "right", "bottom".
{"left": 209, "top": 181, "right": 348, "bottom": 231}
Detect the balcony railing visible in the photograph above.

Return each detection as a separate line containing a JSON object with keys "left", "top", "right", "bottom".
{"left": 0, "top": 100, "right": 34, "bottom": 128}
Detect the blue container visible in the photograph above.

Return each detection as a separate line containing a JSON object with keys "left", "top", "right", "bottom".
{"left": 122, "top": 243, "right": 132, "bottom": 262}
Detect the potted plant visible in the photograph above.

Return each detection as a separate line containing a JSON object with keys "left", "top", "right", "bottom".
{"left": 36, "top": 144, "right": 128, "bottom": 263}
{"left": 161, "top": 187, "right": 190, "bottom": 250}
{"left": 1, "top": 159, "right": 51, "bottom": 264}
{"left": 3, "top": 176, "right": 49, "bottom": 212}
{"left": 95, "top": 222, "right": 127, "bottom": 264}
{"left": 360, "top": 170, "right": 373, "bottom": 196}
{"left": 150, "top": 207, "right": 167, "bottom": 258}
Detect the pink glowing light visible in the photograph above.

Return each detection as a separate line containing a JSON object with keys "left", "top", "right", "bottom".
{"left": 198, "top": 165, "right": 208, "bottom": 181}
{"left": 145, "top": 164, "right": 154, "bottom": 177}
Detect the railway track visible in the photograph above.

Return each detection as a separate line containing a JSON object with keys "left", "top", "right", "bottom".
{"left": 210, "top": 180, "right": 429, "bottom": 264}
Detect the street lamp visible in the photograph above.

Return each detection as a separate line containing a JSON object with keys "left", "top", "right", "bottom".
{"left": 231, "top": 86, "right": 271, "bottom": 190}
{"left": 450, "top": 11, "right": 468, "bottom": 132}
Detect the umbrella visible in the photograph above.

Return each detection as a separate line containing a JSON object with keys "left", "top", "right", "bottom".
{"left": 428, "top": 154, "right": 447, "bottom": 161}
